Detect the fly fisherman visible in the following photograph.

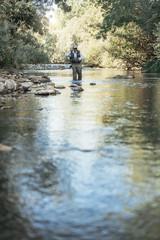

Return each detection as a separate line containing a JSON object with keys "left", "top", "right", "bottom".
{"left": 66, "top": 45, "right": 83, "bottom": 81}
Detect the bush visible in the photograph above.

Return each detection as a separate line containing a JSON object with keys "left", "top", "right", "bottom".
{"left": 14, "top": 45, "right": 49, "bottom": 66}
{"left": 0, "top": 20, "right": 14, "bottom": 67}
{"left": 142, "top": 60, "right": 160, "bottom": 73}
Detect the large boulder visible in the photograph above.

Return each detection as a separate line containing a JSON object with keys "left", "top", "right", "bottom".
{"left": 5, "top": 79, "right": 17, "bottom": 91}
{"left": 0, "top": 82, "right": 5, "bottom": 94}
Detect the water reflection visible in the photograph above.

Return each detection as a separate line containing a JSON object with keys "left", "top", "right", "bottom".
{"left": 0, "top": 69, "right": 160, "bottom": 239}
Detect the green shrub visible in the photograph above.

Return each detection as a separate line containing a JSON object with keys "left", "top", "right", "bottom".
{"left": 142, "top": 60, "right": 160, "bottom": 73}
{"left": 14, "top": 45, "right": 49, "bottom": 66}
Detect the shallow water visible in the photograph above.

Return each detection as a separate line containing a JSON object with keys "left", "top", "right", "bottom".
{"left": 1, "top": 68, "right": 160, "bottom": 240}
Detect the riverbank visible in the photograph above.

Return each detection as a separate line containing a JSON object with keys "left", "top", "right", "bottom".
{"left": 23, "top": 63, "right": 71, "bottom": 71}
{"left": 0, "top": 68, "right": 59, "bottom": 109}
{"left": 0, "top": 68, "right": 87, "bottom": 110}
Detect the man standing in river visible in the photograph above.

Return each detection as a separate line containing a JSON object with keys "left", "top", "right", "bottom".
{"left": 66, "top": 45, "right": 83, "bottom": 81}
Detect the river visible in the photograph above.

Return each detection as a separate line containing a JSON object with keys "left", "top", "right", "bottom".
{"left": 0, "top": 67, "right": 160, "bottom": 240}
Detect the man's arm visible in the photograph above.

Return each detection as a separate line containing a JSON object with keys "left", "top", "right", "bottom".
{"left": 66, "top": 51, "right": 71, "bottom": 58}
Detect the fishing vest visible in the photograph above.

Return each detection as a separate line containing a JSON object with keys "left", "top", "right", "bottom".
{"left": 70, "top": 50, "right": 81, "bottom": 63}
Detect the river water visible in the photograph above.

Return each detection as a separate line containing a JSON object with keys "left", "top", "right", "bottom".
{"left": 1, "top": 68, "right": 160, "bottom": 240}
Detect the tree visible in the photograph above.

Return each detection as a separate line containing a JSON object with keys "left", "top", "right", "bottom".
{"left": 0, "top": 0, "right": 51, "bottom": 67}
{"left": 92, "top": 0, "right": 160, "bottom": 37}
{"left": 107, "top": 23, "right": 153, "bottom": 69}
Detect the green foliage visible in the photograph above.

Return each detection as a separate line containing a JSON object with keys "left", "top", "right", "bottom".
{"left": 55, "top": 0, "right": 71, "bottom": 12}
{"left": 89, "top": 0, "right": 160, "bottom": 66}
{"left": 0, "top": 0, "right": 51, "bottom": 67}
{"left": 0, "top": 21, "right": 11, "bottom": 65}
{"left": 1, "top": 0, "right": 159, "bottom": 70}
{"left": 142, "top": 60, "right": 160, "bottom": 73}
{"left": 107, "top": 23, "right": 153, "bottom": 69}
{"left": 0, "top": 0, "right": 44, "bottom": 34}
{"left": 93, "top": 0, "right": 160, "bottom": 37}
{"left": 0, "top": 20, "right": 17, "bottom": 67}
{"left": 154, "top": 23, "right": 160, "bottom": 60}
{"left": 14, "top": 44, "right": 49, "bottom": 65}
{"left": 43, "top": 33, "right": 57, "bottom": 60}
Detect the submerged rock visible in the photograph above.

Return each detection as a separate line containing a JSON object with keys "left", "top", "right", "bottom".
{"left": 55, "top": 90, "right": 61, "bottom": 95}
{"left": 113, "top": 75, "right": 134, "bottom": 79}
{"left": 71, "top": 86, "right": 84, "bottom": 92}
{"left": 69, "top": 84, "right": 79, "bottom": 87}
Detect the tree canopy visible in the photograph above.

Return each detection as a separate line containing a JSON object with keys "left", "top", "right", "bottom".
{"left": 0, "top": 0, "right": 51, "bottom": 67}
{"left": 0, "top": 0, "right": 160, "bottom": 70}
{"left": 92, "top": 0, "right": 160, "bottom": 37}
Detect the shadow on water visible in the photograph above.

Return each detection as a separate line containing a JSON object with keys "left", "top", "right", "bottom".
{"left": 1, "top": 68, "right": 160, "bottom": 239}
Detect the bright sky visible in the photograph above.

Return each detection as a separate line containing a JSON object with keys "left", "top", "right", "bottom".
{"left": 46, "top": 3, "right": 58, "bottom": 24}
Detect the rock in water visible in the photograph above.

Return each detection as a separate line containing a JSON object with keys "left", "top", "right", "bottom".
{"left": 39, "top": 76, "right": 51, "bottom": 83}
{"left": 54, "top": 85, "right": 65, "bottom": 89}
{"left": 21, "top": 82, "right": 33, "bottom": 91}
{"left": 0, "top": 144, "right": 12, "bottom": 152}
{"left": 71, "top": 86, "right": 84, "bottom": 92}
{"left": 5, "top": 79, "right": 17, "bottom": 91}
{"left": 0, "top": 82, "right": 5, "bottom": 94}
{"left": 35, "top": 89, "right": 56, "bottom": 96}
{"left": 113, "top": 75, "right": 134, "bottom": 79}
{"left": 28, "top": 75, "right": 38, "bottom": 82}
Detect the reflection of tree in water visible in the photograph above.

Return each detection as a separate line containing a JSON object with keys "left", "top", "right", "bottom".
{"left": 131, "top": 78, "right": 160, "bottom": 144}
{"left": 0, "top": 160, "right": 29, "bottom": 240}
{"left": 101, "top": 78, "right": 160, "bottom": 146}
{"left": 0, "top": 157, "right": 59, "bottom": 240}
{"left": 97, "top": 199, "right": 160, "bottom": 240}
{"left": 0, "top": 95, "right": 42, "bottom": 144}
{"left": 123, "top": 199, "right": 160, "bottom": 240}
{"left": 26, "top": 161, "right": 58, "bottom": 194}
